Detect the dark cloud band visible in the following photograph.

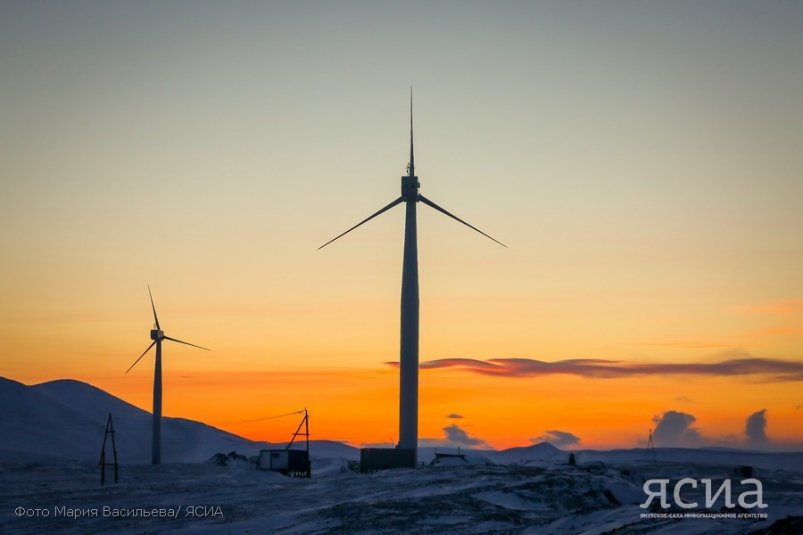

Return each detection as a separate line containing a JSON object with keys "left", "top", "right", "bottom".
{"left": 385, "top": 357, "right": 803, "bottom": 381}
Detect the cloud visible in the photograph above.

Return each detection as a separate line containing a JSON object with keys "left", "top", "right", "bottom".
{"left": 643, "top": 408, "right": 798, "bottom": 452}
{"left": 420, "top": 425, "right": 488, "bottom": 448}
{"left": 385, "top": 356, "right": 803, "bottom": 382}
{"left": 534, "top": 430, "right": 580, "bottom": 448}
{"left": 446, "top": 413, "right": 464, "bottom": 419}
{"left": 443, "top": 424, "right": 487, "bottom": 447}
{"left": 652, "top": 411, "right": 702, "bottom": 447}
{"left": 639, "top": 341, "right": 733, "bottom": 349}
{"left": 745, "top": 409, "right": 769, "bottom": 447}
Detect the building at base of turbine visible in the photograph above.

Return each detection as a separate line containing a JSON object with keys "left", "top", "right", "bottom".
{"left": 359, "top": 447, "right": 416, "bottom": 472}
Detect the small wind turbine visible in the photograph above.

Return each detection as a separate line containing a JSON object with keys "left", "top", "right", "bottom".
{"left": 319, "top": 90, "right": 505, "bottom": 461}
{"left": 126, "top": 286, "right": 208, "bottom": 465}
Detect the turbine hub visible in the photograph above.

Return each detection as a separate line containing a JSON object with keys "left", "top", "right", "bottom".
{"left": 150, "top": 329, "right": 164, "bottom": 341}
{"left": 401, "top": 174, "right": 419, "bottom": 202}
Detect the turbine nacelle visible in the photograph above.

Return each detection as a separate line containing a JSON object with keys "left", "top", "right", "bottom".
{"left": 401, "top": 174, "right": 419, "bottom": 202}
{"left": 125, "top": 287, "right": 209, "bottom": 376}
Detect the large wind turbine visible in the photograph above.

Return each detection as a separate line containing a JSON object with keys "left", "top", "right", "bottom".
{"left": 126, "top": 287, "right": 209, "bottom": 465}
{"left": 319, "top": 92, "right": 505, "bottom": 460}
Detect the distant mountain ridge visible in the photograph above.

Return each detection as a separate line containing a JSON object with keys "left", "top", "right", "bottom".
{"left": 3, "top": 376, "right": 800, "bottom": 471}
{"left": 0, "top": 376, "right": 358, "bottom": 464}
{"left": 493, "top": 441, "right": 563, "bottom": 463}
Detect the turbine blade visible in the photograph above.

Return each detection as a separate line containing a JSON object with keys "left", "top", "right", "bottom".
{"left": 419, "top": 195, "right": 507, "bottom": 248}
{"left": 147, "top": 285, "right": 160, "bottom": 330}
{"left": 318, "top": 196, "right": 404, "bottom": 250}
{"left": 163, "top": 336, "right": 210, "bottom": 351}
{"left": 125, "top": 341, "right": 156, "bottom": 374}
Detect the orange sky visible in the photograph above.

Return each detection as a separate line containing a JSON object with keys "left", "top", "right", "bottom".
{"left": 11, "top": 357, "right": 801, "bottom": 451}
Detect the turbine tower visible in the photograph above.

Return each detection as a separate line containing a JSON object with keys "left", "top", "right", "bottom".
{"left": 319, "top": 91, "right": 505, "bottom": 460}
{"left": 126, "top": 286, "right": 209, "bottom": 465}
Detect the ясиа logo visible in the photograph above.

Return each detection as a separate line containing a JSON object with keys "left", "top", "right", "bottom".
{"left": 641, "top": 478, "right": 767, "bottom": 509}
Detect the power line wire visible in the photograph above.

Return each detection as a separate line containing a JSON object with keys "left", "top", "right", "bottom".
{"left": 223, "top": 409, "right": 305, "bottom": 424}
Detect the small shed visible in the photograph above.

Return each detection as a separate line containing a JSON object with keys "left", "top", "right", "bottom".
{"left": 430, "top": 451, "right": 468, "bottom": 466}
{"left": 258, "top": 449, "right": 310, "bottom": 477}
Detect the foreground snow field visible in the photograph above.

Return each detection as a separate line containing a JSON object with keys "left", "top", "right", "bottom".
{"left": 1, "top": 456, "right": 801, "bottom": 534}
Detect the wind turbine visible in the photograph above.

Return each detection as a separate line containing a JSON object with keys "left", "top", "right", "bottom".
{"left": 319, "top": 91, "right": 505, "bottom": 461}
{"left": 126, "top": 286, "right": 209, "bottom": 465}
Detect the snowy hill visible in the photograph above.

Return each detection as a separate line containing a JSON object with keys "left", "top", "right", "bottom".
{"left": 304, "top": 439, "right": 360, "bottom": 461}
{"left": 0, "top": 377, "right": 358, "bottom": 464}
{"left": 492, "top": 441, "right": 566, "bottom": 465}
{"left": 0, "top": 377, "right": 102, "bottom": 462}
{"left": 32, "top": 378, "right": 273, "bottom": 463}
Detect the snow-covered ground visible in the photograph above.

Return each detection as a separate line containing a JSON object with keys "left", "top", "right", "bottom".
{"left": 1, "top": 455, "right": 801, "bottom": 534}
